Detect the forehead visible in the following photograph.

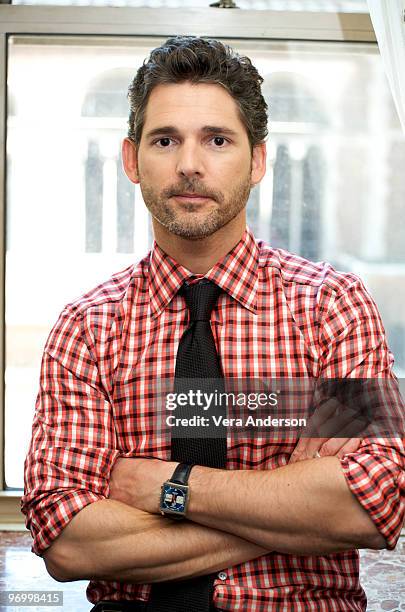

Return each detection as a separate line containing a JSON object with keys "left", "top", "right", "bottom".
{"left": 142, "top": 82, "right": 245, "bottom": 134}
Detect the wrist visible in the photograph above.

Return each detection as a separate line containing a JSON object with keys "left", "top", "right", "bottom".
{"left": 153, "top": 459, "right": 178, "bottom": 513}
{"left": 187, "top": 464, "right": 211, "bottom": 517}
{"left": 159, "top": 462, "right": 196, "bottom": 519}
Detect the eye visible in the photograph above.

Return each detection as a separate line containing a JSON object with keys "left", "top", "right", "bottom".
{"left": 155, "top": 137, "right": 173, "bottom": 147}
{"left": 212, "top": 136, "right": 227, "bottom": 147}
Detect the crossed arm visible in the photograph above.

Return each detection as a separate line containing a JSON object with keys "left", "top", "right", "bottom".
{"left": 44, "top": 496, "right": 269, "bottom": 583}
{"left": 43, "top": 442, "right": 387, "bottom": 584}
{"left": 108, "top": 453, "right": 386, "bottom": 556}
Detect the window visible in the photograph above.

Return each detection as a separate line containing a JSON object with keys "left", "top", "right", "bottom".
{"left": 82, "top": 68, "right": 146, "bottom": 254}
{"left": 1, "top": 8, "right": 402, "bottom": 504}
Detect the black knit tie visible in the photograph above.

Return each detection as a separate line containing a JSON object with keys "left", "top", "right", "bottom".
{"left": 148, "top": 279, "right": 227, "bottom": 611}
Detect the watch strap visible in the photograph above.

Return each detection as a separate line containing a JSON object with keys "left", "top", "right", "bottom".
{"left": 170, "top": 462, "right": 194, "bottom": 485}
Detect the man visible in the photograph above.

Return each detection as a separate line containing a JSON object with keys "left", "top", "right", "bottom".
{"left": 21, "top": 36, "right": 404, "bottom": 611}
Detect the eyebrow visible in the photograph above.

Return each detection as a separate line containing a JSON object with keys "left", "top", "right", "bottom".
{"left": 145, "top": 125, "right": 239, "bottom": 139}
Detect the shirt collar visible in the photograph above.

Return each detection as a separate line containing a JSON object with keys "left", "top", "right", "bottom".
{"left": 148, "top": 225, "right": 259, "bottom": 320}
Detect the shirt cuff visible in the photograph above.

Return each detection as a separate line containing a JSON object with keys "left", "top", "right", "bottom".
{"left": 340, "top": 451, "right": 404, "bottom": 550}
{"left": 23, "top": 489, "right": 107, "bottom": 557}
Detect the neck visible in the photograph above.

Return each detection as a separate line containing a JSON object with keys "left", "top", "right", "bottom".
{"left": 152, "top": 210, "right": 246, "bottom": 274}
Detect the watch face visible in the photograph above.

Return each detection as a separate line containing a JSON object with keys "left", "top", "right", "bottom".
{"left": 160, "top": 482, "right": 188, "bottom": 515}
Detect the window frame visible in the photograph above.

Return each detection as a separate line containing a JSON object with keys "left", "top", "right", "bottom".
{"left": 0, "top": 5, "right": 376, "bottom": 524}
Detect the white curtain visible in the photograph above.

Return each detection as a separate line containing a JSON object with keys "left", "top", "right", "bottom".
{"left": 367, "top": 0, "right": 405, "bottom": 132}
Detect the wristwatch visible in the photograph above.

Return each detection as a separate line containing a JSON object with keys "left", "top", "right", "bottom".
{"left": 159, "top": 463, "right": 194, "bottom": 520}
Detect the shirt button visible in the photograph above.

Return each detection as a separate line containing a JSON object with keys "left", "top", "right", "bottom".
{"left": 218, "top": 571, "right": 227, "bottom": 581}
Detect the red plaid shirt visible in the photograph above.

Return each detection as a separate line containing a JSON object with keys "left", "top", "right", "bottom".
{"left": 22, "top": 226, "right": 404, "bottom": 611}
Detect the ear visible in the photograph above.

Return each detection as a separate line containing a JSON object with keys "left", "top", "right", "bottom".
{"left": 122, "top": 137, "right": 140, "bottom": 184}
{"left": 250, "top": 142, "right": 267, "bottom": 187}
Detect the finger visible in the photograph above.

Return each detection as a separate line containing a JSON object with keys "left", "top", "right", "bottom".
{"left": 335, "top": 437, "right": 362, "bottom": 458}
{"left": 289, "top": 395, "right": 365, "bottom": 463}
{"left": 290, "top": 411, "right": 364, "bottom": 463}
{"left": 313, "top": 406, "right": 368, "bottom": 439}
{"left": 318, "top": 407, "right": 366, "bottom": 457}
{"left": 289, "top": 398, "right": 342, "bottom": 463}
{"left": 305, "top": 398, "right": 342, "bottom": 437}
{"left": 319, "top": 413, "right": 366, "bottom": 454}
{"left": 292, "top": 434, "right": 362, "bottom": 462}
{"left": 315, "top": 409, "right": 367, "bottom": 457}
{"left": 319, "top": 437, "right": 362, "bottom": 458}
{"left": 289, "top": 436, "right": 329, "bottom": 463}
{"left": 318, "top": 437, "right": 351, "bottom": 457}
{"left": 324, "top": 412, "right": 368, "bottom": 440}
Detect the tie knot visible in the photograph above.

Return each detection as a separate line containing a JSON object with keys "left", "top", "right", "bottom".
{"left": 180, "top": 279, "right": 222, "bottom": 322}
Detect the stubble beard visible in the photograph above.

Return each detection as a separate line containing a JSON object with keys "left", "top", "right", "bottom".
{"left": 139, "top": 172, "right": 253, "bottom": 241}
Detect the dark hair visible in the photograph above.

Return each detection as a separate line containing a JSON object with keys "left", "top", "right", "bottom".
{"left": 127, "top": 36, "right": 268, "bottom": 151}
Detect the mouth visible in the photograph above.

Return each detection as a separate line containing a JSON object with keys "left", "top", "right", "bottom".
{"left": 172, "top": 193, "right": 212, "bottom": 203}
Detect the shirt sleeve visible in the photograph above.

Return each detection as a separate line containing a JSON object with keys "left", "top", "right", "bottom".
{"left": 20, "top": 307, "right": 121, "bottom": 557}
{"left": 318, "top": 277, "right": 405, "bottom": 550}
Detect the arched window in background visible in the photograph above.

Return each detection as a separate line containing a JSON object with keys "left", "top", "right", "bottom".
{"left": 82, "top": 68, "right": 151, "bottom": 255}
{"left": 263, "top": 73, "right": 329, "bottom": 262}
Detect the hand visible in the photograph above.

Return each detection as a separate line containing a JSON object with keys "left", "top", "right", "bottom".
{"left": 109, "top": 456, "right": 178, "bottom": 514}
{"left": 288, "top": 397, "right": 365, "bottom": 464}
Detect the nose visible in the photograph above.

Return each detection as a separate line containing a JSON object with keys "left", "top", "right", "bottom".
{"left": 175, "top": 140, "right": 205, "bottom": 178}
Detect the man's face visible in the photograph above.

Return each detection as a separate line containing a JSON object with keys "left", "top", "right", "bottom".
{"left": 128, "top": 81, "right": 265, "bottom": 240}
